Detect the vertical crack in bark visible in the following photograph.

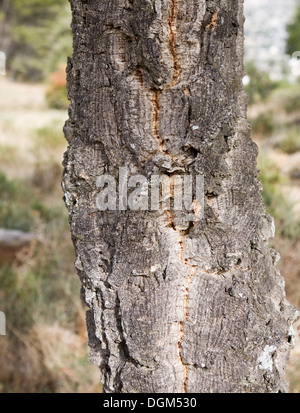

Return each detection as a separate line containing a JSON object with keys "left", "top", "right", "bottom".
{"left": 135, "top": 3, "right": 196, "bottom": 389}
{"left": 135, "top": 67, "right": 144, "bottom": 88}
{"left": 152, "top": 90, "right": 162, "bottom": 148}
{"left": 169, "top": 0, "right": 180, "bottom": 87}
{"left": 151, "top": 90, "right": 175, "bottom": 161}
{"left": 178, "top": 241, "right": 196, "bottom": 393}
{"left": 96, "top": 289, "right": 111, "bottom": 390}
{"left": 134, "top": 68, "right": 176, "bottom": 163}
{"left": 178, "top": 274, "right": 196, "bottom": 391}
{"left": 140, "top": 0, "right": 181, "bottom": 161}
{"left": 65, "top": 0, "right": 297, "bottom": 394}
{"left": 166, "top": 210, "right": 196, "bottom": 393}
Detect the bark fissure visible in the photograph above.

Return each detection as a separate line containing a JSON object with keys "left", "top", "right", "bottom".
{"left": 150, "top": 88, "right": 177, "bottom": 162}
{"left": 165, "top": 209, "right": 197, "bottom": 393}
{"left": 206, "top": 11, "right": 218, "bottom": 31}
{"left": 135, "top": 67, "right": 176, "bottom": 164}
{"left": 63, "top": 0, "right": 297, "bottom": 393}
{"left": 151, "top": 90, "right": 163, "bottom": 149}
{"left": 114, "top": 292, "right": 141, "bottom": 392}
{"left": 96, "top": 289, "right": 111, "bottom": 387}
{"left": 169, "top": 0, "right": 180, "bottom": 87}
{"left": 178, "top": 260, "right": 196, "bottom": 392}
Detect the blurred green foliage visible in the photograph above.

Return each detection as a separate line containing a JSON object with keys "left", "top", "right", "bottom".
{"left": 34, "top": 120, "right": 66, "bottom": 151}
{"left": 259, "top": 153, "right": 300, "bottom": 240}
{"left": 1, "top": 0, "right": 72, "bottom": 81}
{"left": 251, "top": 111, "right": 274, "bottom": 137}
{"left": 0, "top": 171, "right": 39, "bottom": 231}
{"left": 0, "top": 253, "right": 79, "bottom": 332}
{"left": 279, "top": 126, "right": 300, "bottom": 154}
{"left": 0, "top": 264, "right": 38, "bottom": 329}
{"left": 0, "top": 169, "right": 78, "bottom": 333}
{"left": 284, "top": 91, "right": 300, "bottom": 113}
{"left": 0, "top": 171, "right": 61, "bottom": 231}
{"left": 46, "top": 65, "right": 69, "bottom": 109}
{"left": 258, "top": 153, "right": 283, "bottom": 213}
{"left": 286, "top": 4, "right": 300, "bottom": 56}
{"left": 245, "top": 62, "right": 280, "bottom": 105}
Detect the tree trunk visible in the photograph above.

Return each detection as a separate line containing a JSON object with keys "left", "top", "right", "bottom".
{"left": 63, "top": 0, "right": 297, "bottom": 393}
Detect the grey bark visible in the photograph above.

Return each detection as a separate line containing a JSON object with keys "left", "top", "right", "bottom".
{"left": 63, "top": 0, "right": 297, "bottom": 393}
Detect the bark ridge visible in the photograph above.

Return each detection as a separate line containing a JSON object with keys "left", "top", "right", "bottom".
{"left": 63, "top": 0, "right": 297, "bottom": 393}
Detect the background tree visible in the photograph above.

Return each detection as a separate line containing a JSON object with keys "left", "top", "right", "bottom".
{"left": 63, "top": 0, "right": 297, "bottom": 393}
{"left": 286, "top": 3, "right": 300, "bottom": 56}
{"left": 244, "top": 62, "right": 280, "bottom": 105}
{"left": 0, "top": 0, "right": 72, "bottom": 81}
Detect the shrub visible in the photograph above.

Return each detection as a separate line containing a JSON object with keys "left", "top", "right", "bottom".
{"left": 251, "top": 111, "right": 274, "bottom": 137}
{"left": 4, "top": 0, "right": 72, "bottom": 82}
{"left": 0, "top": 171, "right": 55, "bottom": 231}
{"left": 45, "top": 66, "right": 69, "bottom": 110}
{"left": 258, "top": 153, "right": 282, "bottom": 211}
{"left": 286, "top": 5, "right": 300, "bottom": 56}
{"left": 245, "top": 62, "right": 280, "bottom": 105}
{"left": 258, "top": 153, "right": 300, "bottom": 240}
{"left": 0, "top": 265, "right": 38, "bottom": 330}
{"left": 34, "top": 122, "right": 65, "bottom": 150}
{"left": 0, "top": 172, "right": 33, "bottom": 232}
{"left": 284, "top": 93, "right": 300, "bottom": 113}
{"left": 279, "top": 127, "right": 300, "bottom": 154}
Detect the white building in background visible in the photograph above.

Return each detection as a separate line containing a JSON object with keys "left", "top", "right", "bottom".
{"left": 244, "top": 0, "right": 298, "bottom": 80}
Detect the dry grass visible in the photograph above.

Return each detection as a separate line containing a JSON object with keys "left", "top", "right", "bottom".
{"left": 0, "top": 321, "right": 100, "bottom": 393}
{"left": 0, "top": 77, "right": 100, "bottom": 393}
{"left": 252, "top": 84, "right": 300, "bottom": 392}
{"left": 287, "top": 341, "right": 300, "bottom": 393}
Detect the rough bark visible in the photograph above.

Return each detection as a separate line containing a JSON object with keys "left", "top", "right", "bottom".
{"left": 63, "top": 0, "right": 297, "bottom": 393}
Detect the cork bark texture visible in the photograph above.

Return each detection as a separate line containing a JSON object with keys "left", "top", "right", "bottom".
{"left": 63, "top": 0, "right": 297, "bottom": 393}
